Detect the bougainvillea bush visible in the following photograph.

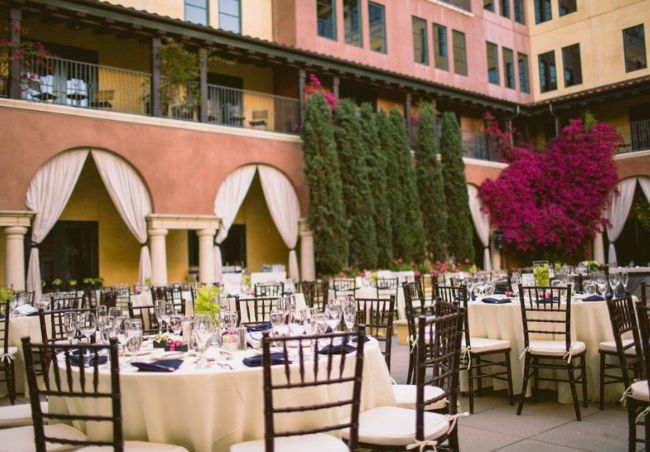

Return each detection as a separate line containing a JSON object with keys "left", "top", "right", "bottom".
{"left": 479, "top": 114, "right": 620, "bottom": 258}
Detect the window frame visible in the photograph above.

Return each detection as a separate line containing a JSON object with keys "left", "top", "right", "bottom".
{"left": 514, "top": 0, "right": 525, "bottom": 24}
{"left": 484, "top": 0, "right": 495, "bottom": 12}
{"left": 219, "top": 0, "right": 241, "bottom": 33}
{"left": 486, "top": 41, "right": 500, "bottom": 85}
{"left": 538, "top": 50, "right": 558, "bottom": 93}
{"left": 534, "top": 0, "right": 552, "bottom": 24}
{"left": 561, "top": 43, "right": 583, "bottom": 87}
{"left": 317, "top": 0, "right": 337, "bottom": 40}
{"left": 623, "top": 24, "right": 648, "bottom": 73}
{"left": 433, "top": 23, "right": 449, "bottom": 71}
{"left": 368, "top": 1, "right": 387, "bottom": 54}
{"left": 501, "top": 0, "right": 510, "bottom": 18}
{"left": 558, "top": 0, "right": 577, "bottom": 17}
{"left": 503, "top": 47, "right": 515, "bottom": 89}
{"left": 518, "top": 52, "right": 530, "bottom": 93}
{"left": 343, "top": 0, "right": 363, "bottom": 47}
{"left": 185, "top": 0, "right": 209, "bottom": 26}
{"left": 452, "top": 30, "right": 468, "bottom": 76}
{"left": 412, "top": 16, "right": 429, "bottom": 65}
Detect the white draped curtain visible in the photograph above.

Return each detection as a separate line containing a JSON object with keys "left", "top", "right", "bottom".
{"left": 639, "top": 176, "right": 650, "bottom": 203}
{"left": 258, "top": 165, "right": 301, "bottom": 281}
{"left": 213, "top": 165, "right": 257, "bottom": 282}
{"left": 605, "top": 178, "right": 637, "bottom": 265}
{"left": 26, "top": 150, "right": 89, "bottom": 301}
{"left": 467, "top": 185, "right": 492, "bottom": 271}
{"left": 92, "top": 151, "right": 153, "bottom": 285}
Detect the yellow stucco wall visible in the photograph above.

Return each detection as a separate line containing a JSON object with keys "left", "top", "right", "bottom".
{"left": 529, "top": 0, "right": 650, "bottom": 101}
{"left": 233, "top": 174, "right": 288, "bottom": 273}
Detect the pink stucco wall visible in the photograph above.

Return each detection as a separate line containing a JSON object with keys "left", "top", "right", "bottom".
{"left": 276, "top": 0, "right": 532, "bottom": 104}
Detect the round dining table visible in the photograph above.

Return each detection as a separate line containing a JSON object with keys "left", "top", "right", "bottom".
{"left": 50, "top": 338, "right": 395, "bottom": 452}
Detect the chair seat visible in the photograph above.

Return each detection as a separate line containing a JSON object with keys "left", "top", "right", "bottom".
{"left": 463, "top": 337, "right": 511, "bottom": 354}
{"left": 3, "top": 346, "right": 17, "bottom": 357}
{"left": 341, "top": 406, "right": 450, "bottom": 446}
{"left": 79, "top": 441, "right": 189, "bottom": 451}
{"left": 629, "top": 380, "right": 650, "bottom": 402}
{"left": 230, "top": 433, "right": 348, "bottom": 452}
{"left": 527, "top": 340, "right": 586, "bottom": 357}
{"left": 0, "top": 401, "right": 48, "bottom": 428}
{"left": 598, "top": 339, "right": 636, "bottom": 355}
{"left": 0, "top": 423, "right": 87, "bottom": 451}
{"left": 392, "top": 384, "right": 447, "bottom": 410}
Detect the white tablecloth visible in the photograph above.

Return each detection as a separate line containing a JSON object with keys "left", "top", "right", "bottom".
{"left": 5, "top": 315, "right": 44, "bottom": 396}
{"left": 250, "top": 272, "right": 286, "bottom": 285}
{"left": 355, "top": 286, "right": 406, "bottom": 320}
{"left": 467, "top": 295, "right": 622, "bottom": 403}
{"left": 51, "top": 339, "right": 394, "bottom": 451}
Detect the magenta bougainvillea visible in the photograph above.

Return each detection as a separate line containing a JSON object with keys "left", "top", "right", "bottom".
{"left": 304, "top": 73, "right": 338, "bottom": 111}
{"left": 478, "top": 114, "right": 620, "bottom": 258}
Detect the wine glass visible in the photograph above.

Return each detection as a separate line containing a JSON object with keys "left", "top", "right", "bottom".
{"left": 510, "top": 272, "right": 521, "bottom": 299}
{"left": 620, "top": 271, "right": 629, "bottom": 292}
{"left": 343, "top": 300, "right": 357, "bottom": 332}
{"left": 221, "top": 310, "right": 238, "bottom": 332}
{"left": 97, "top": 305, "right": 107, "bottom": 318}
{"left": 288, "top": 309, "right": 305, "bottom": 336}
{"left": 608, "top": 272, "right": 621, "bottom": 295}
{"left": 595, "top": 273, "right": 608, "bottom": 297}
{"left": 193, "top": 315, "right": 213, "bottom": 368}
{"left": 125, "top": 319, "right": 143, "bottom": 357}
{"left": 270, "top": 309, "right": 288, "bottom": 337}
{"left": 584, "top": 280, "right": 597, "bottom": 296}
{"left": 78, "top": 312, "right": 97, "bottom": 344}
{"left": 160, "top": 302, "right": 175, "bottom": 334}
{"left": 63, "top": 312, "right": 77, "bottom": 345}
{"left": 169, "top": 314, "right": 184, "bottom": 339}
{"left": 483, "top": 281, "right": 495, "bottom": 297}
{"left": 325, "top": 304, "right": 341, "bottom": 332}
{"left": 466, "top": 277, "right": 476, "bottom": 300}
{"left": 97, "top": 315, "right": 115, "bottom": 344}
{"left": 154, "top": 302, "right": 166, "bottom": 336}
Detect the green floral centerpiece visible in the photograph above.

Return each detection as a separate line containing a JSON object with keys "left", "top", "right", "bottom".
{"left": 194, "top": 285, "right": 221, "bottom": 324}
{"left": 0, "top": 287, "right": 14, "bottom": 302}
{"left": 533, "top": 262, "right": 550, "bottom": 287}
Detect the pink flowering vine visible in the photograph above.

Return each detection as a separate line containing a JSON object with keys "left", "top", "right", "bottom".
{"left": 304, "top": 73, "right": 338, "bottom": 111}
{"left": 479, "top": 115, "right": 620, "bottom": 257}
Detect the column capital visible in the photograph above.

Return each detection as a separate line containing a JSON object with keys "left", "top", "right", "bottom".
{"left": 298, "top": 218, "right": 312, "bottom": 237}
{"left": 197, "top": 228, "right": 217, "bottom": 238}
{"left": 148, "top": 228, "right": 168, "bottom": 238}
{"left": 4, "top": 226, "right": 28, "bottom": 236}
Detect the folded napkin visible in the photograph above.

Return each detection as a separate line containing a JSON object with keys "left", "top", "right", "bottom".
{"left": 131, "top": 359, "right": 184, "bottom": 373}
{"left": 70, "top": 354, "right": 108, "bottom": 367}
{"left": 351, "top": 335, "right": 370, "bottom": 343}
{"left": 319, "top": 343, "right": 357, "bottom": 354}
{"left": 246, "top": 322, "right": 272, "bottom": 332}
{"left": 482, "top": 297, "right": 512, "bottom": 304}
{"left": 583, "top": 295, "right": 605, "bottom": 302}
{"left": 242, "top": 352, "right": 288, "bottom": 367}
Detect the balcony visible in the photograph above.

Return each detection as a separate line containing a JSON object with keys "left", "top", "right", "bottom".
{"left": 616, "top": 119, "right": 650, "bottom": 154}
{"left": 12, "top": 55, "right": 301, "bottom": 135}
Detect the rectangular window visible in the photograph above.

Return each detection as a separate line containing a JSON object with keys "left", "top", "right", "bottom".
{"left": 433, "top": 23, "right": 448, "bottom": 70}
{"left": 484, "top": 0, "right": 494, "bottom": 12}
{"left": 518, "top": 52, "right": 530, "bottom": 93}
{"left": 514, "top": 0, "right": 525, "bottom": 23}
{"left": 538, "top": 50, "right": 557, "bottom": 92}
{"left": 486, "top": 41, "right": 499, "bottom": 84}
{"left": 219, "top": 0, "right": 240, "bottom": 33}
{"left": 317, "top": 0, "right": 337, "bottom": 40}
{"left": 412, "top": 16, "right": 429, "bottom": 65}
{"left": 500, "top": 0, "right": 510, "bottom": 18}
{"left": 558, "top": 0, "right": 577, "bottom": 16}
{"left": 344, "top": 0, "right": 362, "bottom": 46}
{"left": 503, "top": 47, "right": 515, "bottom": 88}
{"left": 185, "top": 0, "right": 208, "bottom": 26}
{"left": 452, "top": 30, "right": 467, "bottom": 75}
{"left": 562, "top": 43, "right": 582, "bottom": 87}
{"left": 623, "top": 24, "right": 647, "bottom": 72}
{"left": 534, "top": 0, "right": 552, "bottom": 24}
{"left": 368, "top": 2, "right": 387, "bottom": 53}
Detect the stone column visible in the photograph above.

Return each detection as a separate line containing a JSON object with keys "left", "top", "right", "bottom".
{"left": 4, "top": 226, "right": 27, "bottom": 290}
{"left": 299, "top": 219, "right": 315, "bottom": 281}
{"left": 149, "top": 228, "right": 168, "bottom": 286}
{"left": 197, "top": 229, "right": 216, "bottom": 285}
{"left": 593, "top": 230, "right": 605, "bottom": 265}
{"left": 490, "top": 240, "right": 502, "bottom": 272}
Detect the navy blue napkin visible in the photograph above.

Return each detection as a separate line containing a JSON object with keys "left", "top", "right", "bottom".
{"left": 131, "top": 359, "right": 183, "bottom": 372}
{"left": 482, "top": 297, "right": 512, "bottom": 304}
{"left": 583, "top": 295, "right": 605, "bottom": 302}
{"left": 242, "top": 352, "right": 288, "bottom": 367}
{"left": 246, "top": 322, "right": 272, "bottom": 332}
{"left": 319, "top": 343, "right": 357, "bottom": 354}
{"left": 70, "top": 354, "right": 108, "bottom": 367}
{"left": 351, "top": 335, "right": 370, "bottom": 343}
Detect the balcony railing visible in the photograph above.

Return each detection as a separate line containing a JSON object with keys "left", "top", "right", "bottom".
{"left": 437, "top": 0, "right": 472, "bottom": 12}
{"left": 17, "top": 55, "right": 301, "bottom": 135}
{"left": 463, "top": 130, "right": 500, "bottom": 161}
{"left": 616, "top": 119, "right": 650, "bottom": 154}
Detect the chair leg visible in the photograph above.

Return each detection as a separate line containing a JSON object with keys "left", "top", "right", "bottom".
{"left": 628, "top": 400, "right": 638, "bottom": 452}
{"left": 407, "top": 352, "right": 415, "bottom": 385}
{"left": 567, "top": 362, "right": 582, "bottom": 421}
{"left": 476, "top": 355, "right": 483, "bottom": 396}
{"left": 645, "top": 408, "right": 650, "bottom": 452}
{"left": 9, "top": 361, "right": 16, "bottom": 405}
{"left": 581, "top": 355, "right": 589, "bottom": 409}
{"left": 517, "top": 354, "right": 531, "bottom": 415}
{"left": 505, "top": 350, "right": 514, "bottom": 406}
{"left": 599, "top": 352, "right": 605, "bottom": 411}
{"left": 533, "top": 358, "right": 539, "bottom": 403}
{"left": 467, "top": 357, "right": 475, "bottom": 414}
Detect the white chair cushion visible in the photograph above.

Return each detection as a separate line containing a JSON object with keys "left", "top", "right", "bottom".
{"left": 629, "top": 380, "right": 650, "bottom": 402}
{"left": 527, "top": 340, "right": 586, "bottom": 357}
{"left": 464, "top": 337, "right": 510, "bottom": 354}
{"left": 0, "top": 423, "right": 87, "bottom": 451}
{"left": 0, "top": 402, "right": 48, "bottom": 428}
{"left": 3, "top": 347, "right": 17, "bottom": 356}
{"left": 392, "top": 384, "right": 447, "bottom": 410}
{"left": 598, "top": 339, "right": 636, "bottom": 355}
{"left": 80, "top": 441, "right": 189, "bottom": 451}
{"left": 230, "top": 433, "right": 347, "bottom": 452}
{"left": 341, "top": 406, "right": 450, "bottom": 446}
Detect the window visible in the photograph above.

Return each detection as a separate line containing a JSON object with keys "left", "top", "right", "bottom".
{"left": 558, "top": 0, "right": 577, "bottom": 16}
{"left": 538, "top": 50, "right": 557, "bottom": 92}
{"left": 344, "top": 0, "right": 362, "bottom": 46}
{"left": 453, "top": 30, "right": 467, "bottom": 75}
{"left": 185, "top": 0, "right": 208, "bottom": 26}
{"left": 518, "top": 52, "right": 530, "bottom": 93}
{"left": 503, "top": 47, "right": 515, "bottom": 88}
{"left": 412, "top": 16, "right": 429, "bottom": 65}
{"left": 623, "top": 24, "right": 647, "bottom": 73}
{"left": 219, "top": 0, "right": 240, "bottom": 33}
{"left": 534, "top": 0, "right": 552, "bottom": 24}
{"left": 514, "top": 0, "right": 525, "bottom": 23}
{"left": 562, "top": 43, "right": 582, "bottom": 87}
{"left": 317, "top": 0, "right": 337, "bottom": 39}
{"left": 486, "top": 41, "right": 499, "bottom": 84}
{"left": 368, "top": 2, "right": 387, "bottom": 53}
{"left": 433, "top": 24, "right": 448, "bottom": 70}
{"left": 484, "top": 0, "right": 494, "bottom": 12}
{"left": 500, "top": 0, "right": 510, "bottom": 18}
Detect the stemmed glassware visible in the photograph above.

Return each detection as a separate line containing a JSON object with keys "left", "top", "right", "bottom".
{"left": 161, "top": 302, "right": 175, "bottom": 334}
{"left": 583, "top": 280, "right": 597, "bottom": 296}
{"left": 288, "top": 309, "right": 305, "bottom": 336}
{"left": 193, "top": 315, "right": 213, "bottom": 368}
{"left": 510, "top": 272, "right": 521, "bottom": 300}
{"left": 169, "top": 314, "right": 184, "bottom": 339}
{"left": 325, "top": 303, "right": 341, "bottom": 332}
{"left": 63, "top": 312, "right": 77, "bottom": 345}
{"left": 270, "top": 309, "right": 288, "bottom": 337}
{"left": 125, "top": 319, "right": 143, "bottom": 357}
{"left": 608, "top": 271, "right": 621, "bottom": 295}
{"left": 595, "top": 273, "right": 608, "bottom": 297}
{"left": 343, "top": 299, "right": 357, "bottom": 332}
{"left": 620, "top": 271, "right": 629, "bottom": 292}
{"left": 154, "top": 302, "right": 166, "bottom": 336}
{"left": 97, "top": 315, "right": 115, "bottom": 344}
{"left": 78, "top": 312, "right": 97, "bottom": 344}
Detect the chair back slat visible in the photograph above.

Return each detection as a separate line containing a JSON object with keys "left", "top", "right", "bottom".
{"left": 297, "top": 280, "right": 329, "bottom": 311}
{"left": 436, "top": 284, "right": 470, "bottom": 347}
{"left": 0, "top": 301, "right": 9, "bottom": 354}
{"left": 634, "top": 301, "right": 650, "bottom": 390}
{"left": 128, "top": 303, "right": 160, "bottom": 335}
{"left": 607, "top": 295, "right": 643, "bottom": 388}
{"left": 235, "top": 296, "right": 278, "bottom": 325}
{"left": 355, "top": 296, "right": 394, "bottom": 370}
{"left": 255, "top": 282, "right": 284, "bottom": 298}
{"left": 332, "top": 278, "right": 356, "bottom": 298}
{"left": 518, "top": 285, "right": 572, "bottom": 350}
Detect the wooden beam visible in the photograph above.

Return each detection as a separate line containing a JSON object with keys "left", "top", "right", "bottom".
{"left": 299, "top": 69, "right": 306, "bottom": 126}
{"left": 151, "top": 37, "right": 162, "bottom": 117}
{"left": 199, "top": 48, "right": 208, "bottom": 123}
{"left": 332, "top": 75, "right": 340, "bottom": 99}
{"left": 9, "top": 7, "right": 21, "bottom": 100}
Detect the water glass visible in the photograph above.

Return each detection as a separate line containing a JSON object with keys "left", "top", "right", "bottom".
{"left": 193, "top": 315, "right": 213, "bottom": 367}
{"left": 63, "top": 312, "right": 77, "bottom": 344}
{"left": 620, "top": 271, "right": 629, "bottom": 291}
{"left": 325, "top": 304, "right": 341, "bottom": 331}
{"left": 97, "top": 315, "right": 115, "bottom": 344}
{"left": 510, "top": 272, "right": 521, "bottom": 299}
{"left": 608, "top": 272, "right": 621, "bottom": 293}
{"left": 78, "top": 312, "right": 97, "bottom": 344}
{"left": 270, "top": 309, "right": 288, "bottom": 337}
{"left": 125, "top": 319, "right": 143, "bottom": 355}
{"left": 169, "top": 314, "right": 184, "bottom": 338}
{"left": 343, "top": 301, "right": 357, "bottom": 332}
{"left": 288, "top": 309, "right": 305, "bottom": 336}
{"left": 97, "top": 305, "right": 107, "bottom": 318}
{"left": 584, "top": 280, "right": 597, "bottom": 296}
{"left": 595, "top": 273, "right": 608, "bottom": 296}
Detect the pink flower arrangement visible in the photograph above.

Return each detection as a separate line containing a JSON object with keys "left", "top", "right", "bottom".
{"left": 479, "top": 115, "right": 620, "bottom": 257}
{"left": 166, "top": 338, "right": 183, "bottom": 351}
{"left": 304, "top": 73, "right": 338, "bottom": 110}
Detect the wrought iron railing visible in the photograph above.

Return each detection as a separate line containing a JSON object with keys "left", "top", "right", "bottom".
{"left": 617, "top": 119, "right": 650, "bottom": 153}
{"left": 437, "top": 0, "right": 472, "bottom": 12}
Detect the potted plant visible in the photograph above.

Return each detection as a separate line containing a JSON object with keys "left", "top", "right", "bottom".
{"left": 159, "top": 39, "right": 200, "bottom": 116}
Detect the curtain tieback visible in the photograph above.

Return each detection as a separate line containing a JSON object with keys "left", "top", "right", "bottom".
{"left": 141, "top": 243, "right": 147, "bottom": 248}
{"left": 30, "top": 241, "right": 40, "bottom": 249}
{"left": 1, "top": 353, "right": 15, "bottom": 363}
